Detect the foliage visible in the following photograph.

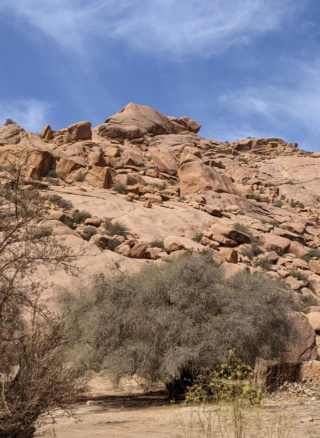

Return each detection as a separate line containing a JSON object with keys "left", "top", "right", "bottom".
{"left": 149, "top": 239, "right": 165, "bottom": 250}
{"left": 61, "top": 255, "right": 298, "bottom": 399}
{"left": 288, "top": 268, "right": 304, "bottom": 281}
{"left": 233, "top": 222, "right": 250, "bottom": 235}
{"left": 48, "top": 193, "right": 73, "bottom": 210}
{"left": 4, "top": 118, "right": 16, "bottom": 126}
{"left": 185, "top": 350, "right": 263, "bottom": 407}
{"left": 98, "top": 124, "right": 106, "bottom": 133}
{"left": 286, "top": 180, "right": 294, "bottom": 185}
{"left": 290, "top": 199, "right": 304, "bottom": 209}
{"left": 254, "top": 257, "right": 273, "bottom": 270}
{"left": 273, "top": 200, "right": 283, "bottom": 208}
{"left": 149, "top": 182, "right": 167, "bottom": 191}
{"left": 237, "top": 158, "right": 248, "bottom": 164}
{"left": 105, "top": 218, "right": 130, "bottom": 237}
{"left": 309, "top": 249, "right": 320, "bottom": 259}
{"left": 248, "top": 194, "right": 261, "bottom": 201}
{"left": 0, "top": 160, "right": 84, "bottom": 436}
{"left": 111, "top": 182, "right": 126, "bottom": 194}
{"left": 65, "top": 133, "right": 71, "bottom": 143}
{"left": 265, "top": 138, "right": 278, "bottom": 144}
{"left": 192, "top": 232, "right": 203, "bottom": 243}
{"left": 71, "top": 210, "right": 91, "bottom": 224}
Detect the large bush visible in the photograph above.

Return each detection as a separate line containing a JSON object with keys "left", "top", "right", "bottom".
{"left": 61, "top": 255, "right": 298, "bottom": 398}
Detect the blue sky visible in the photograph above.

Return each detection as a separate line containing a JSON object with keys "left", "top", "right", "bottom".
{"left": 1, "top": 0, "right": 320, "bottom": 150}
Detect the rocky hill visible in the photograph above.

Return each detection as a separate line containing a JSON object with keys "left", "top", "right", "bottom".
{"left": 2, "top": 102, "right": 320, "bottom": 367}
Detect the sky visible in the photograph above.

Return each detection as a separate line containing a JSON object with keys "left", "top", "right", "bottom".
{"left": 1, "top": 0, "right": 320, "bottom": 151}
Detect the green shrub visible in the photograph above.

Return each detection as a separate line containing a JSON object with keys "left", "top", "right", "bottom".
{"left": 254, "top": 257, "right": 272, "bottom": 270}
{"left": 237, "top": 158, "right": 248, "bottom": 164}
{"left": 48, "top": 194, "right": 73, "bottom": 210}
{"left": 286, "top": 180, "right": 294, "bottom": 185}
{"left": 112, "top": 182, "right": 126, "bottom": 194}
{"left": 4, "top": 118, "right": 16, "bottom": 125}
{"left": 105, "top": 219, "right": 130, "bottom": 237}
{"left": 248, "top": 194, "right": 261, "bottom": 201}
{"left": 233, "top": 222, "right": 250, "bottom": 235}
{"left": 192, "top": 232, "right": 203, "bottom": 243}
{"left": 273, "top": 199, "right": 283, "bottom": 208}
{"left": 65, "top": 133, "right": 71, "bottom": 143}
{"left": 149, "top": 239, "right": 165, "bottom": 250}
{"left": 149, "top": 182, "right": 166, "bottom": 191}
{"left": 290, "top": 199, "right": 304, "bottom": 209}
{"left": 61, "top": 256, "right": 298, "bottom": 399}
{"left": 288, "top": 268, "right": 305, "bottom": 281}
{"left": 73, "top": 171, "right": 86, "bottom": 182}
{"left": 309, "top": 249, "right": 320, "bottom": 259}
{"left": 71, "top": 210, "right": 91, "bottom": 224}
{"left": 237, "top": 210, "right": 245, "bottom": 215}
{"left": 185, "top": 349, "right": 263, "bottom": 407}
{"left": 265, "top": 138, "right": 278, "bottom": 144}
{"left": 98, "top": 124, "right": 106, "bottom": 133}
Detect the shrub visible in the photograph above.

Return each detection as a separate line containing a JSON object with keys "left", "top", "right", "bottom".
{"left": 112, "top": 182, "right": 126, "bottom": 194}
{"left": 61, "top": 256, "right": 298, "bottom": 399}
{"left": 71, "top": 210, "right": 91, "bottom": 224}
{"left": 192, "top": 232, "right": 203, "bottom": 243}
{"left": 254, "top": 257, "right": 272, "bottom": 270}
{"left": 273, "top": 199, "right": 283, "bottom": 208}
{"left": 290, "top": 199, "right": 304, "bottom": 209}
{"left": 4, "top": 118, "right": 16, "bottom": 125}
{"left": 248, "top": 194, "right": 261, "bottom": 201}
{"left": 237, "top": 210, "right": 245, "bottom": 215}
{"left": 105, "top": 219, "right": 130, "bottom": 237}
{"left": 286, "top": 180, "right": 294, "bottom": 185}
{"left": 66, "top": 133, "right": 71, "bottom": 143}
{"left": 149, "top": 239, "right": 165, "bottom": 250}
{"left": 149, "top": 182, "right": 166, "bottom": 191}
{"left": 233, "top": 222, "right": 250, "bottom": 235}
{"left": 73, "top": 171, "right": 86, "bottom": 182}
{"left": 98, "top": 124, "right": 106, "bottom": 133}
{"left": 309, "top": 249, "right": 320, "bottom": 259}
{"left": 289, "top": 268, "right": 304, "bottom": 281}
{"left": 48, "top": 194, "right": 73, "bottom": 210}
{"left": 238, "top": 158, "right": 248, "bottom": 164}
{"left": 185, "top": 349, "right": 263, "bottom": 407}
{"left": 265, "top": 138, "right": 278, "bottom": 144}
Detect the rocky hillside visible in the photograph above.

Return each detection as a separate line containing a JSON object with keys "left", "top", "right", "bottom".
{"left": 2, "top": 102, "right": 320, "bottom": 364}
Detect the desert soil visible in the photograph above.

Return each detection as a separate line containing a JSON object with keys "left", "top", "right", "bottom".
{"left": 39, "top": 392, "right": 320, "bottom": 438}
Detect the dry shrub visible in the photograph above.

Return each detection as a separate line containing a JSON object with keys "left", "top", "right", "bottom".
{"left": 61, "top": 255, "right": 298, "bottom": 398}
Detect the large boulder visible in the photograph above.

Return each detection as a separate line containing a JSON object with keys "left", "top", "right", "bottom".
{"left": 84, "top": 167, "right": 115, "bottom": 189}
{"left": 282, "top": 313, "right": 318, "bottom": 362}
{"left": 178, "top": 161, "right": 240, "bottom": 196}
{"left": 103, "top": 103, "right": 178, "bottom": 140}
{"left": 260, "top": 234, "right": 291, "bottom": 255}
{"left": 150, "top": 149, "right": 178, "bottom": 175}
{"left": 67, "top": 121, "right": 92, "bottom": 141}
{"left": 0, "top": 146, "right": 54, "bottom": 178}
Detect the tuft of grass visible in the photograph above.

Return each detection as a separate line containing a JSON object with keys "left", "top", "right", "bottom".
{"left": 248, "top": 194, "right": 261, "bottom": 201}
{"left": 48, "top": 194, "right": 73, "bottom": 210}
{"left": 288, "top": 268, "right": 305, "bottom": 281}
{"left": 237, "top": 210, "right": 245, "bottom": 216}
{"left": 112, "top": 182, "right": 126, "bottom": 194}
{"left": 192, "top": 233, "right": 203, "bottom": 243}
{"left": 233, "top": 222, "right": 250, "bottom": 235}
{"left": 65, "top": 134, "right": 71, "bottom": 143}
{"left": 149, "top": 182, "right": 167, "bottom": 191}
{"left": 149, "top": 240, "right": 165, "bottom": 250}
{"left": 238, "top": 157, "right": 248, "bottom": 164}
{"left": 71, "top": 210, "right": 91, "bottom": 224}
{"left": 254, "top": 257, "right": 272, "bottom": 270}
{"left": 290, "top": 199, "right": 304, "bottom": 209}
{"left": 286, "top": 180, "right": 294, "bottom": 185}
{"left": 105, "top": 219, "right": 130, "bottom": 237}
{"left": 273, "top": 200, "right": 283, "bottom": 208}
{"left": 309, "top": 249, "right": 320, "bottom": 259}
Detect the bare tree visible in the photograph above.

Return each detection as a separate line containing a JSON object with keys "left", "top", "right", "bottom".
{"left": 0, "top": 159, "right": 85, "bottom": 437}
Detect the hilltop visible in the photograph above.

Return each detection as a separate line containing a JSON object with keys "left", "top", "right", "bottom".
{"left": 2, "top": 102, "right": 320, "bottom": 367}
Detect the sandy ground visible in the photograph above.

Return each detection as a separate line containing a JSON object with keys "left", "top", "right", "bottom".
{"left": 39, "top": 392, "right": 320, "bottom": 438}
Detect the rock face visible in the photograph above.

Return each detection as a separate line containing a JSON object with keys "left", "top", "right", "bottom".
{"left": 4, "top": 102, "right": 320, "bottom": 380}
{"left": 67, "top": 121, "right": 92, "bottom": 141}
{"left": 179, "top": 161, "right": 239, "bottom": 196}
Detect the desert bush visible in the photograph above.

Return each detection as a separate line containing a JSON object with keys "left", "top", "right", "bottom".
{"left": 237, "top": 158, "right": 248, "bottom": 164}
{"left": 105, "top": 218, "right": 130, "bottom": 237}
{"left": 309, "top": 249, "right": 320, "bottom": 259}
{"left": 71, "top": 210, "right": 91, "bottom": 224}
{"left": 192, "top": 232, "right": 203, "bottom": 243}
{"left": 112, "top": 182, "right": 126, "bottom": 194}
{"left": 233, "top": 222, "right": 250, "bottom": 235}
{"left": 248, "top": 194, "right": 261, "bottom": 201}
{"left": 48, "top": 194, "right": 73, "bottom": 210}
{"left": 149, "top": 239, "right": 165, "bottom": 250}
{"left": 0, "top": 160, "right": 84, "bottom": 436}
{"left": 290, "top": 199, "right": 304, "bottom": 209}
{"left": 273, "top": 199, "right": 283, "bottom": 208}
{"left": 254, "top": 257, "right": 272, "bottom": 270}
{"left": 4, "top": 118, "right": 16, "bottom": 125}
{"left": 61, "top": 255, "right": 298, "bottom": 399}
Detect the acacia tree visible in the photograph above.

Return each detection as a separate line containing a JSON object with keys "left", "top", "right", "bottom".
{"left": 62, "top": 254, "right": 299, "bottom": 399}
{"left": 0, "top": 160, "right": 85, "bottom": 437}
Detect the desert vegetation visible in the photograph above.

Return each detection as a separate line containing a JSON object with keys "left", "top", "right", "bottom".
{"left": 61, "top": 254, "right": 299, "bottom": 400}
{"left": 0, "top": 161, "right": 85, "bottom": 437}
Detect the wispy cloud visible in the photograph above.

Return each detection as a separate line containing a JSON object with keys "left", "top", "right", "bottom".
{"left": 0, "top": 99, "right": 52, "bottom": 132}
{"left": 218, "top": 59, "right": 320, "bottom": 131}
{"left": 0, "top": 0, "right": 305, "bottom": 57}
